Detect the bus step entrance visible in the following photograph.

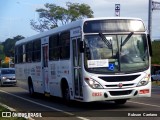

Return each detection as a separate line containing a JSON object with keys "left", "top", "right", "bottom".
{"left": 44, "top": 92, "right": 50, "bottom": 97}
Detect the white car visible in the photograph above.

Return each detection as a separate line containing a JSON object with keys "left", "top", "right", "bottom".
{"left": 0, "top": 68, "right": 16, "bottom": 86}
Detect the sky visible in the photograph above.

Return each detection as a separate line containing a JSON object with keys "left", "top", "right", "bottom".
{"left": 0, "top": 0, "right": 160, "bottom": 41}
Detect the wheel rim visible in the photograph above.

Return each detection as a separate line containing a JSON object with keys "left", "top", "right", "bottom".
{"left": 64, "top": 88, "right": 70, "bottom": 101}
{"left": 29, "top": 84, "right": 34, "bottom": 95}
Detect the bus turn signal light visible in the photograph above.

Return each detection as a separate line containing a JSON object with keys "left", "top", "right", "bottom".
{"left": 139, "top": 89, "right": 149, "bottom": 94}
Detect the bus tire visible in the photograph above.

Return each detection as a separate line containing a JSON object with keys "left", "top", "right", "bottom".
{"left": 114, "top": 99, "right": 127, "bottom": 105}
{"left": 61, "top": 80, "right": 70, "bottom": 104}
{"left": 28, "top": 79, "right": 35, "bottom": 97}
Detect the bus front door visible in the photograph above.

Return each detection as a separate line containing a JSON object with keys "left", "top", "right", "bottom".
{"left": 41, "top": 37, "right": 50, "bottom": 95}
{"left": 72, "top": 38, "right": 83, "bottom": 99}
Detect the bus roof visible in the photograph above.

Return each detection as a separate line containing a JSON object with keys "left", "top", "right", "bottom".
{"left": 15, "top": 17, "right": 144, "bottom": 45}
{"left": 15, "top": 19, "right": 83, "bottom": 45}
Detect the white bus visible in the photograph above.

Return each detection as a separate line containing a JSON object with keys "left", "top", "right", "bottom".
{"left": 15, "top": 17, "right": 152, "bottom": 104}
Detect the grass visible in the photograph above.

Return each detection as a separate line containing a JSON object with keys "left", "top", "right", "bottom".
{"left": 0, "top": 105, "right": 8, "bottom": 112}
{"left": 152, "top": 41, "right": 160, "bottom": 64}
{"left": 152, "top": 81, "right": 160, "bottom": 86}
{"left": 0, "top": 106, "right": 26, "bottom": 120}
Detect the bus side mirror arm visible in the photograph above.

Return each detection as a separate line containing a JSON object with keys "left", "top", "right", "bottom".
{"left": 79, "top": 41, "right": 84, "bottom": 53}
{"left": 147, "top": 34, "right": 152, "bottom": 57}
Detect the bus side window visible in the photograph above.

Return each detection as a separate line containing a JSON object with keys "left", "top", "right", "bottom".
{"left": 18, "top": 45, "right": 23, "bottom": 63}
{"left": 15, "top": 46, "right": 18, "bottom": 64}
{"left": 60, "top": 31, "right": 70, "bottom": 60}
{"left": 23, "top": 44, "right": 26, "bottom": 63}
{"left": 33, "top": 39, "right": 41, "bottom": 62}
{"left": 26, "top": 42, "right": 33, "bottom": 63}
{"left": 49, "top": 34, "right": 59, "bottom": 60}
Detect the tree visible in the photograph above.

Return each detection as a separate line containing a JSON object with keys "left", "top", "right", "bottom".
{"left": 0, "top": 44, "right": 5, "bottom": 62}
{"left": 152, "top": 41, "right": 160, "bottom": 64}
{"left": 30, "top": 2, "right": 94, "bottom": 32}
{"left": 2, "top": 35, "right": 25, "bottom": 57}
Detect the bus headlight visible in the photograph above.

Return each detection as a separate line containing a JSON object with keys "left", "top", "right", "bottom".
{"left": 137, "top": 74, "right": 150, "bottom": 87}
{"left": 85, "top": 78, "right": 103, "bottom": 89}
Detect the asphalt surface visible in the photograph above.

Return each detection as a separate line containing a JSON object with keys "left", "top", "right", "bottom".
{"left": 0, "top": 85, "right": 160, "bottom": 120}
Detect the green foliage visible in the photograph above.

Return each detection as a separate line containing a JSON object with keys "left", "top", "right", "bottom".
{"left": 0, "top": 35, "right": 24, "bottom": 68}
{"left": 151, "top": 40, "right": 160, "bottom": 64}
{"left": 0, "top": 44, "right": 5, "bottom": 59}
{"left": 30, "top": 2, "right": 94, "bottom": 32}
{"left": 1, "top": 63, "right": 9, "bottom": 68}
{"left": 2, "top": 35, "right": 24, "bottom": 57}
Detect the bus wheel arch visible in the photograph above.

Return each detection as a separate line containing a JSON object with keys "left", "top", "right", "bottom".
{"left": 28, "top": 77, "right": 35, "bottom": 97}
{"left": 61, "top": 78, "right": 70, "bottom": 103}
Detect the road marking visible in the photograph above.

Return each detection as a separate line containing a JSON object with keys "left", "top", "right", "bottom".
{"left": 77, "top": 117, "right": 90, "bottom": 120}
{"left": 128, "top": 101, "right": 160, "bottom": 108}
{"left": 0, "top": 90, "right": 90, "bottom": 120}
{"left": 0, "top": 102, "right": 16, "bottom": 111}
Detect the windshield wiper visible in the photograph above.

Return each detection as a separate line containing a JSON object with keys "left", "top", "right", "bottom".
{"left": 121, "top": 32, "right": 134, "bottom": 47}
{"left": 99, "top": 33, "right": 112, "bottom": 49}
{"left": 120, "top": 32, "right": 134, "bottom": 52}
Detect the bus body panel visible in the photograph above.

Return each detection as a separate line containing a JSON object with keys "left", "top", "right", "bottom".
{"left": 15, "top": 62, "right": 44, "bottom": 94}
{"left": 48, "top": 60, "right": 72, "bottom": 97}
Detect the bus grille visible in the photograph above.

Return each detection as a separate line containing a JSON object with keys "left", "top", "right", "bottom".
{"left": 99, "top": 75, "right": 140, "bottom": 82}
{"left": 109, "top": 90, "right": 132, "bottom": 96}
{"left": 105, "top": 83, "right": 134, "bottom": 88}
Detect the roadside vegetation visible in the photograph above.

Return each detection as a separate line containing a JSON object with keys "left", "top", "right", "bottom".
{"left": 0, "top": 105, "right": 8, "bottom": 112}
{"left": 151, "top": 40, "right": 160, "bottom": 64}
{"left": 0, "top": 35, "right": 24, "bottom": 68}
{"left": 152, "top": 81, "right": 160, "bottom": 86}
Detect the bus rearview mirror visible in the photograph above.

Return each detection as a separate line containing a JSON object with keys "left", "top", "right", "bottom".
{"left": 147, "top": 34, "right": 152, "bottom": 57}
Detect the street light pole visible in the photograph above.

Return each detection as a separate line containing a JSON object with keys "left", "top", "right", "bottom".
{"left": 148, "top": 0, "right": 152, "bottom": 37}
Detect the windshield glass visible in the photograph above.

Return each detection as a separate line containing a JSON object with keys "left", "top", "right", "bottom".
{"left": 84, "top": 34, "right": 149, "bottom": 74}
{"left": 1, "top": 69, "right": 15, "bottom": 74}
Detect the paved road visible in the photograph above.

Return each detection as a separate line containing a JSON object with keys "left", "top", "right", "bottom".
{"left": 0, "top": 85, "right": 160, "bottom": 120}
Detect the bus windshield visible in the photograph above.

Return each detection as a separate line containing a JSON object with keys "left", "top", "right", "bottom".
{"left": 84, "top": 33, "right": 149, "bottom": 74}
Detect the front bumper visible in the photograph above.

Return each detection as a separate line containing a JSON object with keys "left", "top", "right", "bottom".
{"left": 1, "top": 79, "right": 17, "bottom": 86}
{"left": 82, "top": 82, "right": 151, "bottom": 102}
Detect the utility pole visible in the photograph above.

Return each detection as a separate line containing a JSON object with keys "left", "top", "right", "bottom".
{"left": 148, "top": 0, "right": 152, "bottom": 37}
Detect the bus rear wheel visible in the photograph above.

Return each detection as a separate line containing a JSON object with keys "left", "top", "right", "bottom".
{"left": 114, "top": 99, "right": 127, "bottom": 105}
{"left": 64, "top": 87, "right": 70, "bottom": 101}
